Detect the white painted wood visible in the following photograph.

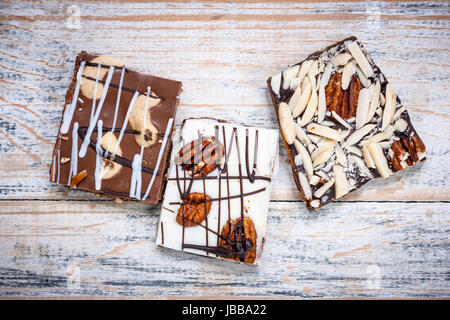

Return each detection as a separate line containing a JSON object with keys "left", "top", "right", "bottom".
{"left": 0, "top": 0, "right": 448, "bottom": 298}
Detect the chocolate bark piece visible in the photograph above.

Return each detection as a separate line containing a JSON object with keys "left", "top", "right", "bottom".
{"left": 156, "top": 118, "right": 279, "bottom": 265}
{"left": 267, "top": 36, "right": 427, "bottom": 210}
{"left": 49, "top": 51, "right": 182, "bottom": 204}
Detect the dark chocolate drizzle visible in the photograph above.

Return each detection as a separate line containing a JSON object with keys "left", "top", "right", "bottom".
{"left": 77, "top": 126, "right": 156, "bottom": 175}
{"left": 172, "top": 124, "right": 266, "bottom": 263}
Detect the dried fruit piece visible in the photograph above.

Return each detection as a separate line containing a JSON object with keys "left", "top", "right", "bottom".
{"left": 70, "top": 169, "right": 87, "bottom": 189}
{"left": 176, "top": 192, "right": 212, "bottom": 227}
{"left": 219, "top": 216, "right": 257, "bottom": 264}
{"left": 278, "top": 102, "right": 296, "bottom": 144}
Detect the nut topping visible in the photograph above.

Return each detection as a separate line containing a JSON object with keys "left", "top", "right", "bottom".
{"left": 278, "top": 102, "right": 296, "bottom": 145}
{"left": 176, "top": 192, "right": 212, "bottom": 227}
{"left": 70, "top": 169, "right": 87, "bottom": 189}
{"left": 219, "top": 216, "right": 257, "bottom": 264}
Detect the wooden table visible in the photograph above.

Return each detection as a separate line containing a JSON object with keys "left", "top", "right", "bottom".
{"left": 0, "top": 0, "right": 449, "bottom": 298}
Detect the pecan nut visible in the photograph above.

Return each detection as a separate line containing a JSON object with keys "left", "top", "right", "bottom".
{"left": 325, "top": 73, "right": 361, "bottom": 120}
{"left": 176, "top": 192, "right": 212, "bottom": 227}
{"left": 219, "top": 216, "right": 257, "bottom": 264}
{"left": 390, "top": 135, "right": 426, "bottom": 172}
{"left": 176, "top": 137, "right": 224, "bottom": 177}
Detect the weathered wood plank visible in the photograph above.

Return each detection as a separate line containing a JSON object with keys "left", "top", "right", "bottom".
{"left": 0, "top": 0, "right": 449, "bottom": 201}
{"left": 0, "top": 200, "right": 448, "bottom": 297}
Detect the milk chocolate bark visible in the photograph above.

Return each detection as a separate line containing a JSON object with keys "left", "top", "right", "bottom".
{"left": 156, "top": 119, "right": 279, "bottom": 265}
{"left": 49, "top": 51, "right": 182, "bottom": 203}
{"left": 267, "top": 36, "right": 427, "bottom": 209}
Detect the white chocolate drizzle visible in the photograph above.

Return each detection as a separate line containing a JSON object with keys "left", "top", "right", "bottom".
{"left": 67, "top": 122, "right": 79, "bottom": 186}
{"left": 60, "top": 61, "right": 86, "bottom": 134}
{"left": 94, "top": 119, "right": 103, "bottom": 190}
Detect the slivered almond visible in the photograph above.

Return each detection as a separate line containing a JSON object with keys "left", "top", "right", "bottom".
{"left": 298, "top": 172, "right": 312, "bottom": 200}
{"left": 278, "top": 102, "right": 296, "bottom": 145}
{"left": 288, "top": 86, "right": 302, "bottom": 112}
{"left": 331, "top": 53, "right": 352, "bottom": 67}
{"left": 320, "top": 64, "right": 333, "bottom": 88}
{"left": 308, "top": 60, "right": 319, "bottom": 77}
{"left": 362, "top": 143, "right": 375, "bottom": 168}
{"left": 310, "top": 199, "right": 321, "bottom": 208}
{"left": 367, "top": 142, "right": 392, "bottom": 178}
{"left": 393, "top": 106, "right": 406, "bottom": 121}
{"left": 366, "top": 80, "right": 380, "bottom": 123}
{"left": 294, "top": 140, "right": 314, "bottom": 179}
{"left": 295, "top": 124, "right": 312, "bottom": 146}
{"left": 356, "top": 66, "right": 371, "bottom": 88}
{"left": 346, "top": 41, "right": 374, "bottom": 78}
{"left": 308, "top": 74, "right": 317, "bottom": 92}
{"left": 355, "top": 86, "right": 371, "bottom": 129}
{"left": 292, "top": 78, "right": 312, "bottom": 118}
{"left": 271, "top": 73, "right": 281, "bottom": 96}
{"left": 298, "top": 60, "right": 313, "bottom": 84}
{"left": 348, "top": 154, "right": 373, "bottom": 178}
{"left": 381, "top": 83, "right": 397, "bottom": 130}
{"left": 309, "top": 175, "right": 321, "bottom": 186}
{"left": 344, "top": 145, "right": 363, "bottom": 157}
{"left": 314, "top": 178, "right": 335, "bottom": 198}
{"left": 289, "top": 77, "right": 301, "bottom": 90}
{"left": 331, "top": 111, "right": 352, "bottom": 130}
{"left": 333, "top": 165, "right": 349, "bottom": 198}
{"left": 394, "top": 119, "right": 407, "bottom": 132}
{"left": 379, "top": 92, "right": 385, "bottom": 107}
{"left": 299, "top": 90, "right": 318, "bottom": 126}
{"left": 313, "top": 148, "right": 335, "bottom": 168}
{"left": 341, "top": 61, "right": 356, "bottom": 90}
{"left": 344, "top": 124, "right": 376, "bottom": 146}
{"left": 367, "top": 125, "right": 394, "bottom": 143}
{"left": 307, "top": 133, "right": 322, "bottom": 144}
{"left": 316, "top": 170, "right": 331, "bottom": 182}
{"left": 306, "top": 123, "right": 340, "bottom": 141}
{"left": 335, "top": 145, "right": 348, "bottom": 167}
{"left": 282, "top": 65, "right": 300, "bottom": 90}
{"left": 317, "top": 85, "right": 326, "bottom": 123}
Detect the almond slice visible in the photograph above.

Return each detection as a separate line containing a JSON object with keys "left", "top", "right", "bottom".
{"left": 331, "top": 111, "right": 352, "bottom": 130}
{"left": 294, "top": 124, "right": 312, "bottom": 146}
{"left": 278, "top": 102, "right": 296, "bottom": 145}
{"left": 331, "top": 53, "right": 352, "bottom": 67}
{"left": 341, "top": 61, "right": 356, "bottom": 90}
{"left": 317, "top": 85, "right": 326, "bottom": 123}
{"left": 362, "top": 142, "right": 375, "bottom": 168}
{"left": 309, "top": 175, "right": 321, "bottom": 186}
{"left": 308, "top": 60, "right": 319, "bottom": 77}
{"left": 394, "top": 118, "right": 408, "bottom": 132}
{"left": 344, "top": 124, "right": 376, "bottom": 146}
{"left": 314, "top": 178, "right": 335, "bottom": 198}
{"left": 306, "top": 123, "right": 340, "bottom": 141}
{"left": 292, "top": 78, "right": 312, "bottom": 118}
{"left": 294, "top": 139, "right": 314, "bottom": 179}
{"left": 311, "top": 141, "right": 335, "bottom": 161}
{"left": 355, "top": 86, "right": 372, "bottom": 129}
{"left": 393, "top": 106, "right": 406, "bottom": 121}
{"left": 298, "top": 60, "right": 313, "bottom": 84}
{"left": 299, "top": 90, "right": 318, "bottom": 126}
{"left": 347, "top": 41, "right": 374, "bottom": 78}
{"left": 282, "top": 65, "right": 300, "bottom": 90}
{"left": 335, "top": 145, "right": 348, "bottom": 167}
{"left": 313, "top": 148, "right": 335, "bottom": 168}
{"left": 366, "top": 80, "right": 380, "bottom": 123}
{"left": 379, "top": 92, "right": 386, "bottom": 107}
{"left": 367, "top": 142, "right": 392, "bottom": 178}
{"left": 61, "top": 157, "right": 70, "bottom": 164}
{"left": 344, "top": 145, "right": 363, "bottom": 157}
{"left": 333, "top": 165, "right": 350, "bottom": 198}
{"left": 367, "top": 125, "right": 394, "bottom": 143}
{"left": 288, "top": 86, "right": 302, "bottom": 112}
{"left": 298, "top": 172, "right": 312, "bottom": 200}
{"left": 381, "top": 83, "right": 397, "bottom": 130}
{"left": 320, "top": 64, "right": 333, "bottom": 89}
{"left": 348, "top": 154, "right": 373, "bottom": 178}
{"left": 289, "top": 77, "right": 301, "bottom": 90}
{"left": 316, "top": 170, "right": 331, "bottom": 182}
{"left": 271, "top": 73, "right": 281, "bottom": 96}
{"left": 356, "top": 66, "right": 371, "bottom": 88}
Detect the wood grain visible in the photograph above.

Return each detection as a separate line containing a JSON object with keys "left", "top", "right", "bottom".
{"left": 0, "top": 0, "right": 449, "bottom": 298}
